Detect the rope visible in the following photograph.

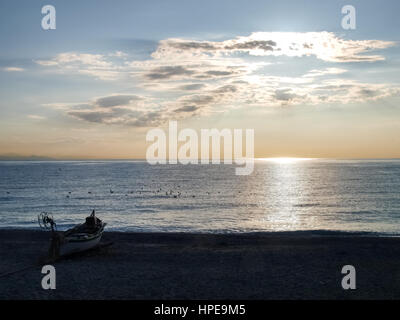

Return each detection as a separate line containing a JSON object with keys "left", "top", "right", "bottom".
{"left": 0, "top": 241, "right": 113, "bottom": 279}
{"left": 0, "top": 263, "right": 41, "bottom": 279}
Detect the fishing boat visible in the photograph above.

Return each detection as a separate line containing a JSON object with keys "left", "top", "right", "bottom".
{"left": 38, "top": 210, "right": 106, "bottom": 258}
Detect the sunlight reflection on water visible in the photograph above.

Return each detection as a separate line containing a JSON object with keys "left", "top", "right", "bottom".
{"left": 0, "top": 159, "right": 399, "bottom": 234}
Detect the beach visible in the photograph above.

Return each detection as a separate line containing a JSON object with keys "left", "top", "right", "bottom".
{"left": 1, "top": 229, "right": 400, "bottom": 299}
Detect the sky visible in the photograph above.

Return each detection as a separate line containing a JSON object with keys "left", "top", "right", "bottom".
{"left": 0, "top": 0, "right": 399, "bottom": 159}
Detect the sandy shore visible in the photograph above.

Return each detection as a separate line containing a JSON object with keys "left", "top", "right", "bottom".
{"left": 1, "top": 229, "right": 400, "bottom": 299}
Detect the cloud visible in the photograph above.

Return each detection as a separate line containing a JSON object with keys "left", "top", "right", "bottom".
{"left": 63, "top": 93, "right": 165, "bottom": 127}
{"left": 59, "top": 83, "right": 243, "bottom": 127}
{"left": 35, "top": 33, "right": 396, "bottom": 84}
{"left": 145, "top": 66, "right": 194, "bottom": 80}
{"left": 3, "top": 67, "right": 24, "bottom": 72}
{"left": 144, "top": 64, "right": 245, "bottom": 81}
{"left": 36, "top": 52, "right": 112, "bottom": 67}
{"left": 174, "top": 105, "right": 199, "bottom": 113}
{"left": 309, "top": 80, "right": 398, "bottom": 104}
{"left": 55, "top": 77, "right": 400, "bottom": 128}
{"left": 161, "top": 84, "right": 241, "bottom": 118}
{"left": 109, "top": 51, "right": 128, "bottom": 58}
{"left": 35, "top": 52, "right": 126, "bottom": 80}
{"left": 303, "top": 68, "right": 347, "bottom": 78}
{"left": 35, "top": 33, "right": 395, "bottom": 87}
{"left": 274, "top": 89, "right": 304, "bottom": 102}
{"left": 177, "top": 83, "right": 206, "bottom": 91}
{"left": 37, "top": 32, "right": 399, "bottom": 127}
{"left": 152, "top": 32, "right": 395, "bottom": 62}
{"left": 68, "top": 110, "right": 114, "bottom": 124}
{"left": 94, "top": 94, "right": 143, "bottom": 108}
{"left": 27, "top": 114, "right": 46, "bottom": 120}
{"left": 68, "top": 108, "right": 163, "bottom": 127}
{"left": 77, "top": 69, "right": 122, "bottom": 81}
{"left": 224, "top": 40, "right": 277, "bottom": 51}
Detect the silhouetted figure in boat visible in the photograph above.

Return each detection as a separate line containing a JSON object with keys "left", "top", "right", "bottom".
{"left": 86, "top": 209, "right": 99, "bottom": 228}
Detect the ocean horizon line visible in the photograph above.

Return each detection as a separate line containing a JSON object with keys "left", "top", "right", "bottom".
{"left": 1, "top": 157, "right": 400, "bottom": 162}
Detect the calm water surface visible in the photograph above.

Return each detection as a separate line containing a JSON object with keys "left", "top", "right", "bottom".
{"left": 0, "top": 160, "right": 399, "bottom": 234}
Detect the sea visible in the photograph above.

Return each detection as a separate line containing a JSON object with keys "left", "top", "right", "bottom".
{"left": 0, "top": 159, "right": 399, "bottom": 234}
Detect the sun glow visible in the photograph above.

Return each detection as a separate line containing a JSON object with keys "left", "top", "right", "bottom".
{"left": 258, "top": 157, "right": 313, "bottom": 164}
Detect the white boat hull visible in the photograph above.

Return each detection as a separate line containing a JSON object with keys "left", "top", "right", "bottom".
{"left": 60, "top": 231, "right": 103, "bottom": 256}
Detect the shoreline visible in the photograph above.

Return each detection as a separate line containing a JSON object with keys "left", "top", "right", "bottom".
{"left": 1, "top": 229, "right": 400, "bottom": 299}
{"left": 0, "top": 227, "right": 393, "bottom": 237}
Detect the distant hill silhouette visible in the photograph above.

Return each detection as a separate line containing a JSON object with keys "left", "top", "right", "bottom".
{"left": 0, "top": 154, "right": 54, "bottom": 161}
